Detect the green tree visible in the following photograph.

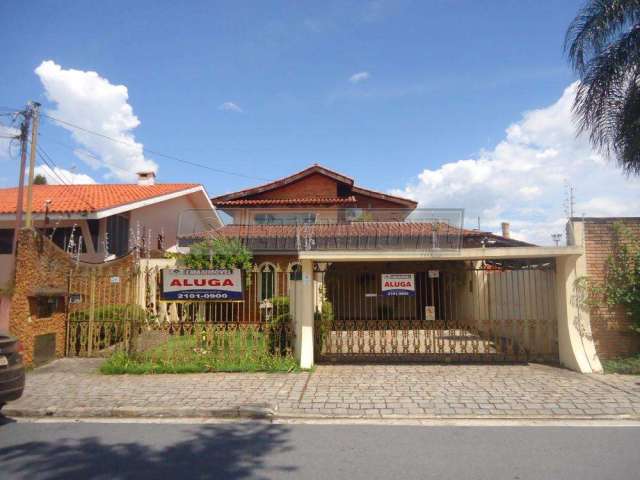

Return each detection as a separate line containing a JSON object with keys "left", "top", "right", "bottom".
{"left": 33, "top": 174, "right": 47, "bottom": 185}
{"left": 565, "top": 0, "right": 640, "bottom": 175}
{"left": 178, "top": 237, "right": 253, "bottom": 271}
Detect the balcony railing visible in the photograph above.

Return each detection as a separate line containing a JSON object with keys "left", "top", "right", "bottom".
{"left": 178, "top": 208, "right": 465, "bottom": 252}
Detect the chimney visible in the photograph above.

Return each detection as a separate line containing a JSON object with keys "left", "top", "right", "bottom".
{"left": 501, "top": 222, "right": 510, "bottom": 239}
{"left": 137, "top": 171, "right": 156, "bottom": 186}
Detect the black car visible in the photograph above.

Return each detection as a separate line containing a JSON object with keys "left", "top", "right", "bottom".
{"left": 0, "top": 334, "right": 25, "bottom": 409}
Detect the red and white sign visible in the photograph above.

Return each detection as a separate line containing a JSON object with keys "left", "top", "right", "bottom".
{"left": 381, "top": 273, "right": 416, "bottom": 297}
{"left": 161, "top": 269, "right": 243, "bottom": 301}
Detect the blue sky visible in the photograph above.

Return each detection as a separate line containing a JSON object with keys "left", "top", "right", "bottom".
{"left": 1, "top": 0, "right": 639, "bottom": 243}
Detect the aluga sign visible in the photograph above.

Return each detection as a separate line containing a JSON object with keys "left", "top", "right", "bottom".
{"left": 161, "top": 269, "right": 243, "bottom": 301}
{"left": 381, "top": 273, "right": 416, "bottom": 297}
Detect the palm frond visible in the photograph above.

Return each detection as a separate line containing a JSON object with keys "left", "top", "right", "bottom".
{"left": 565, "top": 0, "right": 640, "bottom": 74}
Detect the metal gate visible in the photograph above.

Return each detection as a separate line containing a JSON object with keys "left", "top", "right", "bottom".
{"left": 65, "top": 263, "right": 140, "bottom": 357}
{"left": 314, "top": 260, "right": 558, "bottom": 363}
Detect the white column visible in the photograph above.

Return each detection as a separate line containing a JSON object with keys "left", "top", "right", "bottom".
{"left": 294, "top": 258, "right": 314, "bottom": 369}
{"left": 555, "top": 230, "right": 602, "bottom": 373}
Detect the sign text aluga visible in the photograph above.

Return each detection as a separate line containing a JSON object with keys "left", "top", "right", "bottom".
{"left": 161, "top": 269, "right": 243, "bottom": 301}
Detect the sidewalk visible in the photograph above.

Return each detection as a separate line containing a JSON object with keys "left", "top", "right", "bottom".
{"left": 4, "top": 359, "right": 640, "bottom": 420}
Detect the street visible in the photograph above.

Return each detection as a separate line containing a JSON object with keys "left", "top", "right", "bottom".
{"left": 1, "top": 419, "right": 638, "bottom": 479}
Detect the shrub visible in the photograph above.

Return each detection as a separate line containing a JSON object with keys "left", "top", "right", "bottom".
{"left": 314, "top": 300, "right": 334, "bottom": 349}
{"left": 69, "top": 304, "right": 147, "bottom": 322}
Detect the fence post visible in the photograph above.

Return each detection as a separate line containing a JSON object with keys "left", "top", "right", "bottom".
{"left": 87, "top": 269, "right": 96, "bottom": 356}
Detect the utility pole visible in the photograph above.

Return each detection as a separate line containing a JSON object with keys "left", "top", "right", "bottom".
{"left": 25, "top": 102, "right": 41, "bottom": 228}
{"left": 12, "top": 106, "right": 32, "bottom": 254}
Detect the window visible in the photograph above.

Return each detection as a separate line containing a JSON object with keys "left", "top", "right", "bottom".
{"left": 29, "top": 296, "right": 63, "bottom": 319}
{"left": 254, "top": 213, "right": 316, "bottom": 225}
{"left": 106, "top": 214, "right": 129, "bottom": 257}
{"left": 87, "top": 219, "right": 100, "bottom": 252}
{"left": 258, "top": 263, "right": 277, "bottom": 301}
{"left": 0, "top": 229, "right": 13, "bottom": 254}
{"left": 39, "top": 227, "right": 87, "bottom": 253}
{"left": 289, "top": 262, "right": 302, "bottom": 281}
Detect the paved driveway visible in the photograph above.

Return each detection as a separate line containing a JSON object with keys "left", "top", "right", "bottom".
{"left": 4, "top": 359, "right": 640, "bottom": 419}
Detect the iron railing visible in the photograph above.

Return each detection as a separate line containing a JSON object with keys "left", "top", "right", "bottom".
{"left": 178, "top": 208, "right": 465, "bottom": 252}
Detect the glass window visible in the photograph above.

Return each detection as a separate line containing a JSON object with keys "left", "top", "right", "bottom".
{"left": 29, "top": 296, "right": 63, "bottom": 319}
{"left": 39, "top": 227, "right": 87, "bottom": 253}
{"left": 0, "top": 229, "right": 13, "bottom": 254}
{"left": 254, "top": 213, "right": 316, "bottom": 225}
{"left": 259, "top": 264, "right": 276, "bottom": 301}
{"left": 87, "top": 219, "right": 100, "bottom": 252}
{"left": 289, "top": 263, "right": 302, "bottom": 281}
{"left": 106, "top": 214, "right": 130, "bottom": 257}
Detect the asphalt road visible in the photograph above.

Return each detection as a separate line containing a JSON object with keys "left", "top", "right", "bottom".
{"left": 0, "top": 419, "right": 639, "bottom": 479}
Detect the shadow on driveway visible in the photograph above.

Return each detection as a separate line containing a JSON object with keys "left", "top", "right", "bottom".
{"left": 0, "top": 422, "right": 296, "bottom": 479}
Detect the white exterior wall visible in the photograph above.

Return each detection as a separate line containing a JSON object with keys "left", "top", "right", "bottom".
{"left": 129, "top": 194, "right": 211, "bottom": 247}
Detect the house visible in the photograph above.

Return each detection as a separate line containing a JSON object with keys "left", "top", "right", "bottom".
{"left": 192, "top": 164, "right": 577, "bottom": 369}
{"left": 0, "top": 172, "right": 220, "bottom": 331}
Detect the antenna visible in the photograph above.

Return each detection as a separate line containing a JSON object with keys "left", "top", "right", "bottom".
{"left": 564, "top": 180, "right": 575, "bottom": 219}
{"left": 551, "top": 233, "right": 562, "bottom": 247}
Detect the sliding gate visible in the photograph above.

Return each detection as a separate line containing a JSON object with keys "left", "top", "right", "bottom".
{"left": 314, "top": 260, "right": 558, "bottom": 363}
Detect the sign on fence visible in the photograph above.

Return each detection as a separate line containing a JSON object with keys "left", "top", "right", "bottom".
{"left": 381, "top": 273, "right": 415, "bottom": 296}
{"left": 161, "top": 269, "right": 243, "bottom": 301}
{"left": 425, "top": 305, "right": 435, "bottom": 321}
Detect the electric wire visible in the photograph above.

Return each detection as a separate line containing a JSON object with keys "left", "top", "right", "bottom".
{"left": 42, "top": 113, "right": 270, "bottom": 181}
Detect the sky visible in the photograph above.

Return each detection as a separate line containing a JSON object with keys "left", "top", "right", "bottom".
{"left": 0, "top": 0, "right": 639, "bottom": 244}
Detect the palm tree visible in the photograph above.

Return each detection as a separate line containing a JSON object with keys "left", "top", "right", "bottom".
{"left": 565, "top": 0, "right": 640, "bottom": 175}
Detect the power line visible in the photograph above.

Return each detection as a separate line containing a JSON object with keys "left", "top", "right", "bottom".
{"left": 36, "top": 145, "right": 97, "bottom": 211}
{"left": 42, "top": 113, "right": 270, "bottom": 181}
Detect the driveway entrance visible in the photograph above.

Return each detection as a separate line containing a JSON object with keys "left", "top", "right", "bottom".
{"left": 314, "top": 260, "right": 558, "bottom": 364}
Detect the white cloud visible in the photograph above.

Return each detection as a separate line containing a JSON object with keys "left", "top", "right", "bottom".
{"left": 34, "top": 164, "right": 96, "bottom": 185}
{"left": 218, "top": 102, "right": 243, "bottom": 113}
{"left": 0, "top": 124, "right": 19, "bottom": 160}
{"left": 35, "top": 60, "right": 157, "bottom": 182}
{"left": 349, "top": 71, "right": 370, "bottom": 84}
{"left": 392, "top": 82, "right": 640, "bottom": 245}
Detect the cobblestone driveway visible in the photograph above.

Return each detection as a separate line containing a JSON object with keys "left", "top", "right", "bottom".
{"left": 5, "top": 359, "right": 640, "bottom": 419}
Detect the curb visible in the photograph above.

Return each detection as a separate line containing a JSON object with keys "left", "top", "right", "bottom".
{"left": 3, "top": 406, "right": 639, "bottom": 422}
{"left": 3, "top": 404, "right": 275, "bottom": 420}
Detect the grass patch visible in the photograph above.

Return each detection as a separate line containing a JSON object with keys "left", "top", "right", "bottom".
{"left": 100, "top": 331, "right": 299, "bottom": 374}
{"left": 602, "top": 355, "right": 640, "bottom": 375}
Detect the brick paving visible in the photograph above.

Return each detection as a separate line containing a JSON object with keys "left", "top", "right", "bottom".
{"left": 4, "top": 359, "right": 640, "bottom": 419}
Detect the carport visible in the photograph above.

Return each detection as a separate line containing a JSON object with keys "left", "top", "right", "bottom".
{"left": 293, "top": 237, "right": 600, "bottom": 373}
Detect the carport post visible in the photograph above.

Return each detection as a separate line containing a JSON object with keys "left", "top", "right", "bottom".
{"left": 294, "top": 259, "right": 314, "bottom": 369}
{"left": 555, "top": 225, "right": 602, "bottom": 373}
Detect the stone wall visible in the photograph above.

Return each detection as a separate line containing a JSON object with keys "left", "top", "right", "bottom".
{"left": 9, "top": 229, "right": 137, "bottom": 366}
{"left": 579, "top": 218, "right": 640, "bottom": 359}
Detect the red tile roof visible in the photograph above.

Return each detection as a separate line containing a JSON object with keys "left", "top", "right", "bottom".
{"left": 0, "top": 184, "right": 200, "bottom": 215}
{"left": 215, "top": 196, "right": 358, "bottom": 207}
{"left": 211, "top": 164, "right": 418, "bottom": 208}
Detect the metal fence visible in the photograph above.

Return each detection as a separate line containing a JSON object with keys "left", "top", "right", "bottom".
{"left": 178, "top": 208, "right": 465, "bottom": 252}
{"left": 314, "top": 260, "right": 558, "bottom": 363}
{"left": 66, "top": 265, "right": 299, "bottom": 361}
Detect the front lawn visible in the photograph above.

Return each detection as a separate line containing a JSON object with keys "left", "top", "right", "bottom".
{"left": 100, "top": 331, "right": 299, "bottom": 374}
{"left": 602, "top": 355, "right": 640, "bottom": 375}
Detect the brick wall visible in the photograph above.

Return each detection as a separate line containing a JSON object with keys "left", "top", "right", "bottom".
{"left": 249, "top": 174, "right": 338, "bottom": 200}
{"left": 581, "top": 218, "right": 640, "bottom": 359}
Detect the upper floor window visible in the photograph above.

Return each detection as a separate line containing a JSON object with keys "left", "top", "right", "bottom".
{"left": 254, "top": 213, "right": 316, "bottom": 225}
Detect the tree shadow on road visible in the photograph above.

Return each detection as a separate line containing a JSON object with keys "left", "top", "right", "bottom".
{"left": 0, "top": 421, "right": 296, "bottom": 479}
